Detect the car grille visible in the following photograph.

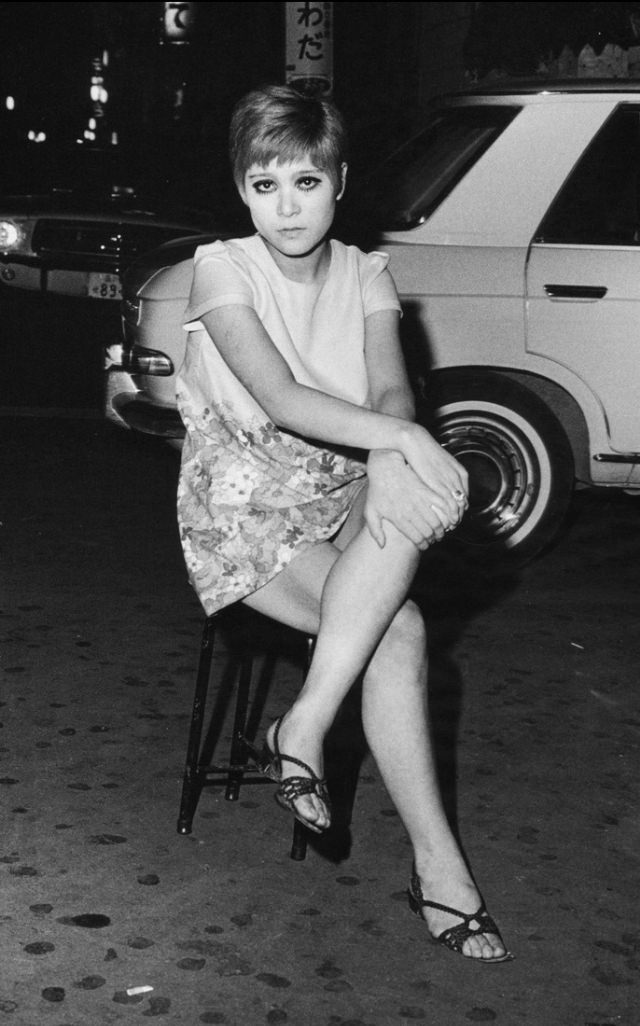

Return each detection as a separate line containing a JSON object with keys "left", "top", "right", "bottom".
{"left": 31, "top": 220, "right": 193, "bottom": 271}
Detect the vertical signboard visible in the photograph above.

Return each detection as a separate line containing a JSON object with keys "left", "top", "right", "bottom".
{"left": 285, "top": 2, "right": 333, "bottom": 95}
{"left": 162, "top": 2, "right": 197, "bottom": 43}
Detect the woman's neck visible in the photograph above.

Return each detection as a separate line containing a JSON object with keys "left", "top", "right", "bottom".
{"left": 259, "top": 235, "right": 332, "bottom": 285}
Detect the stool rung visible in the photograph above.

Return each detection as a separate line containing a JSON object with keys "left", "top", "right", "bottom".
{"left": 198, "top": 764, "right": 269, "bottom": 779}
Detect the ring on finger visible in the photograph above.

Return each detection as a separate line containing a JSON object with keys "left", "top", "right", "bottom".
{"left": 452, "top": 488, "right": 466, "bottom": 503}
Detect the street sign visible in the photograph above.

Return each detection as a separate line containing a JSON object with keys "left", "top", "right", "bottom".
{"left": 163, "top": 2, "right": 197, "bottom": 44}
{"left": 285, "top": 2, "right": 333, "bottom": 96}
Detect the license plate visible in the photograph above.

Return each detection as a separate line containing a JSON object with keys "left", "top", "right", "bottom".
{"left": 88, "top": 272, "right": 122, "bottom": 301}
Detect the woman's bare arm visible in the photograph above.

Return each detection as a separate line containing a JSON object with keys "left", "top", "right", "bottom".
{"left": 362, "top": 309, "right": 468, "bottom": 547}
{"left": 201, "top": 304, "right": 412, "bottom": 448}
{"left": 200, "top": 303, "right": 466, "bottom": 521}
{"left": 363, "top": 307, "right": 416, "bottom": 421}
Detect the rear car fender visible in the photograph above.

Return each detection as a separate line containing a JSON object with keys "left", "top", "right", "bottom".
{"left": 137, "top": 256, "right": 195, "bottom": 302}
{"left": 134, "top": 257, "right": 194, "bottom": 380}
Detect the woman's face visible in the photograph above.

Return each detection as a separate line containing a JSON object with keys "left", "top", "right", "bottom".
{"left": 238, "top": 154, "right": 347, "bottom": 266}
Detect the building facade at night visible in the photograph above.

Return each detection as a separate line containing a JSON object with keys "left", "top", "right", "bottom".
{"left": 3, "top": 2, "right": 638, "bottom": 200}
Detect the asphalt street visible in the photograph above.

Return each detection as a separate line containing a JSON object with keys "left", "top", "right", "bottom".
{"left": 1, "top": 414, "right": 639, "bottom": 1025}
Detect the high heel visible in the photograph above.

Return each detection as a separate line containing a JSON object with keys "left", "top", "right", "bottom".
{"left": 408, "top": 869, "right": 514, "bottom": 963}
{"left": 250, "top": 717, "right": 331, "bottom": 835}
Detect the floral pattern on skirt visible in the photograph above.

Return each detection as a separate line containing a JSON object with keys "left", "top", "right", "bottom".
{"left": 177, "top": 397, "right": 366, "bottom": 615}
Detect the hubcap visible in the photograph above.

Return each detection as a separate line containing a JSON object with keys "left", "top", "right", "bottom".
{"left": 437, "top": 413, "right": 541, "bottom": 547}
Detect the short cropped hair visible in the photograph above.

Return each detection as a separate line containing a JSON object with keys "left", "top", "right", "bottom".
{"left": 229, "top": 84, "right": 348, "bottom": 188}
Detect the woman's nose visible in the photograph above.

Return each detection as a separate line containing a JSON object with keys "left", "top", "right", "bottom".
{"left": 277, "top": 189, "right": 300, "bottom": 217}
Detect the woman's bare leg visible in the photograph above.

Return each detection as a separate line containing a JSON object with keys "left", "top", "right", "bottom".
{"left": 241, "top": 493, "right": 426, "bottom": 811}
{"left": 243, "top": 536, "right": 420, "bottom": 822}
{"left": 328, "top": 497, "right": 507, "bottom": 957}
{"left": 359, "top": 597, "right": 508, "bottom": 959}
{"left": 243, "top": 493, "right": 508, "bottom": 958}
{"left": 243, "top": 489, "right": 422, "bottom": 828}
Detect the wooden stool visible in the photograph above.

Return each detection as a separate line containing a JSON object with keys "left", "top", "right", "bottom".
{"left": 177, "top": 609, "right": 314, "bottom": 860}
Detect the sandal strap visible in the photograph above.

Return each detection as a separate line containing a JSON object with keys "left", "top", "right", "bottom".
{"left": 277, "top": 751, "right": 319, "bottom": 777}
{"left": 408, "top": 869, "right": 511, "bottom": 961}
{"left": 418, "top": 896, "right": 490, "bottom": 925}
{"left": 278, "top": 775, "right": 328, "bottom": 803}
{"left": 435, "top": 908, "right": 500, "bottom": 938}
{"left": 270, "top": 716, "right": 331, "bottom": 828}
{"left": 272, "top": 717, "right": 323, "bottom": 781}
{"left": 409, "top": 872, "right": 498, "bottom": 935}
{"left": 272, "top": 716, "right": 284, "bottom": 760}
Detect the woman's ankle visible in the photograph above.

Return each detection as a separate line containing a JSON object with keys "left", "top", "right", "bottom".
{"left": 412, "top": 845, "right": 475, "bottom": 890}
{"left": 277, "top": 701, "right": 334, "bottom": 741}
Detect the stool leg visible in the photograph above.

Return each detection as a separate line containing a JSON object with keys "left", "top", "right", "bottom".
{"left": 177, "top": 616, "right": 216, "bottom": 834}
{"left": 287, "top": 633, "right": 316, "bottom": 861}
{"left": 225, "top": 646, "right": 253, "bottom": 801}
{"left": 290, "top": 819, "right": 308, "bottom": 861}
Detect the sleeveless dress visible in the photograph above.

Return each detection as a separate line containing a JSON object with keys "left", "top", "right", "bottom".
{"left": 176, "top": 234, "right": 401, "bottom": 615}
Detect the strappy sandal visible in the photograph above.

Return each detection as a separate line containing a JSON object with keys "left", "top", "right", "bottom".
{"left": 255, "top": 717, "right": 331, "bottom": 835}
{"left": 408, "top": 869, "right": 513, "bottom": 963}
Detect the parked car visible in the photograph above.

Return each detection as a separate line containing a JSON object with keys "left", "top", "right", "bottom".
{"left": 105, "top": 80, "right": 640, "bottom": 564}
{"left": 0, "top": 192, "right": 216, "bottom": 300}
{"left": 0, "top": 144, "right": 228, "bottom": 412}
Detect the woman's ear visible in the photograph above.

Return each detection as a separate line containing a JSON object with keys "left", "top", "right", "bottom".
{"left": 336, "top": 162, "right": 348, "bottom": 201}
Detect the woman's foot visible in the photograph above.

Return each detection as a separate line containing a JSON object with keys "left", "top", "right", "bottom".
{"left": 409, "top": 862, "right": 512, "bottom": 962}
{"left": 265, "top": 715, "right": 331, "bottom": 833}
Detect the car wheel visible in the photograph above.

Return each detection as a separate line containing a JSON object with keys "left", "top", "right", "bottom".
{"left": 423, "top": 372, "right": 575, "bottom": 565}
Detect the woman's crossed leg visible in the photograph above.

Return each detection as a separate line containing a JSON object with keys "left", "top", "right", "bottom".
{"left": 242, "top": 486, "right": 509, "bottom": 960}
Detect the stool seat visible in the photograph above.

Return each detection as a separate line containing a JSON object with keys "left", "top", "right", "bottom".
{"left": 177, "top": 608, "right": 314, "bottom": 860}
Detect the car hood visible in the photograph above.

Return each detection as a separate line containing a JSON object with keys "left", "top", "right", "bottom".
{"left": 0, "top": 192, "right": 218, "bottom": 232}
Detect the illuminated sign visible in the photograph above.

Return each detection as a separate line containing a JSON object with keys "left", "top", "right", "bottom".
{"left": 163, "top": 2, "right": 197, "bottom": 43}
{"left": 285, "top": 2, "right": 333, "bottom": 95}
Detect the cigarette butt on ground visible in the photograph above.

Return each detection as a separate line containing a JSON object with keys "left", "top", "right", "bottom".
{"left": 126, "top": 985, "right": 154, "bottom": 996}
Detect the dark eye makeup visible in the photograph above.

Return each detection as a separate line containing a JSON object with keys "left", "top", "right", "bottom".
{"left": 250, "top": 173, "right": 325, "bottom": 194}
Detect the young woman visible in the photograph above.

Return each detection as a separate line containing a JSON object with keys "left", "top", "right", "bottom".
{"left": 176, "top": 84, "right": 512, "bottom": 963}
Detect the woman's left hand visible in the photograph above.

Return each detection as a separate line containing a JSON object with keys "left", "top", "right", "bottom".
{"left": 396, "top": 423, "right": 469, "bottom": 523}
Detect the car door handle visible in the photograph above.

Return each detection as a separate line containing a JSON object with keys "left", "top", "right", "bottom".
{"left": 544, "top": 283, "right": 607, "bottom": 299}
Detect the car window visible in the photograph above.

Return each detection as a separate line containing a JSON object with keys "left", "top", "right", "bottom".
{"left": 535, "top": 105, "right": 640, "bottom": 246}
{"left": 358, "top": 104, "right": 520, "bottom": 230}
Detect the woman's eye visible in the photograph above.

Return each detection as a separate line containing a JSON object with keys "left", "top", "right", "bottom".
{"left": 298, "top": 176, "right": 321, "bottom": 190}
{"left": 253, "top": 180, "right": 275, "bottom": 193}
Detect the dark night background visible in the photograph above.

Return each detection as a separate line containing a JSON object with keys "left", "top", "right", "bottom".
{"left": 0, "top": 2, "right": 433, "bottom": 211}
{"left": 1, "top": 2, "right": 640, "bottom": 223}
{"left": 1, "top": 3, "right": 640, "bottom": 205}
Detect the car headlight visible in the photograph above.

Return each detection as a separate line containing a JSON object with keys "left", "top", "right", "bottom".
{"left": 0, "top": 219, "right": 23, "bottom": 250}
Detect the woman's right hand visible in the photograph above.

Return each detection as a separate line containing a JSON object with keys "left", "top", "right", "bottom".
{"left": 365, "top": 449, "right": 464, "bottom": 549}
